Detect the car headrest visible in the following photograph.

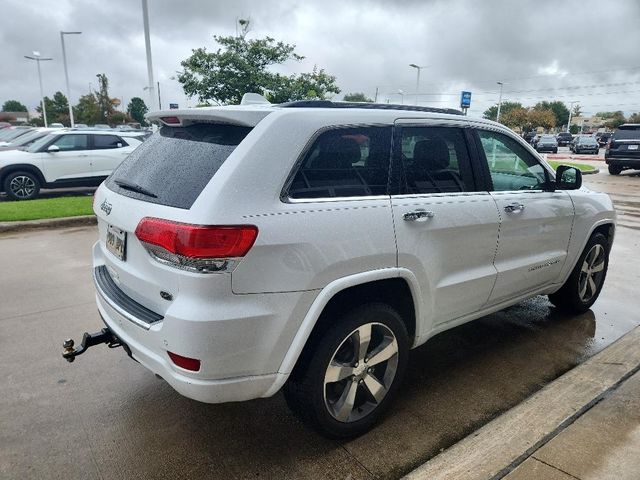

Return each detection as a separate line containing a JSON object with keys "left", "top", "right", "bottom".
{"left": 413, "top": 138, "right": 450, "bottom": 170}
{"left": 314, "top": 136, "right": 361, "bottom": 169}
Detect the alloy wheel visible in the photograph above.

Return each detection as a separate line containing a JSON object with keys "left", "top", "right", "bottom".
{"left": 9, "top": 175, "right": 36, "bottom": 199}
{"left": 323, "top": 322, "right": 399, "bottom": 423}
{"left": 578, "top": 244, "right": 606, "bottom": 302}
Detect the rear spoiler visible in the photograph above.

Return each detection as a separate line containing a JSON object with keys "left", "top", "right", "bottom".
{"left": 147, "top": 104, "right": 274, "bottom": 128}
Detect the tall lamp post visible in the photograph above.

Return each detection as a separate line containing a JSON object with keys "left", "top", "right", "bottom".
{"left": 60, "top": 31, "right": 82, "bottom": 127}
{"left": 141, "top": 0, "right": 156, "bottom": 111}
{"left": 24, "top": 51, "right": 52, "bottom": 127}
{"left": 496, "top": 81, "right": 504, "bottom": 122}
{"left": 409, "top": 64, "right": 428, "bottom": 105}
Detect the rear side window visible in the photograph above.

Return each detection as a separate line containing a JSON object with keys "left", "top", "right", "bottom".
{"left": 106, "top": 123, "right": 252, "bottom": 209}
{"left": 287, "top": 127, "right": 392, "bottom": 199}
{"left": 397, "top": 126, "right": 473, "bottom": 194}
{"left": 93, "top": 134, "right": 126, "bottom": 149}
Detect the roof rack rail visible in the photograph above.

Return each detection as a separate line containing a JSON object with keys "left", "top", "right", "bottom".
{"left": 278, "top": 100, "right": 463, "bottom": 116}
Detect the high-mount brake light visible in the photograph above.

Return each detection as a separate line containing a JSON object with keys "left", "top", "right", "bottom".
{"left": 160, "top": 116, "right": 180, "bottom": 125}
{"left": 135, "top": 217, "right": 258, "bottom": 273}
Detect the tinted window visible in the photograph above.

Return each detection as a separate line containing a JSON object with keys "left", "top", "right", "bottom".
{"left": 397, "top": 126, "right": 472, "bottom": 194}
{"left": 478, "top": 130, "right": 548, "bottom": 191}
{"left": 51, "top": 134, "right": 89, "bottom": 151}
{"left": 288, "top": 127, "right": 392, "bottom": 199}
{"left": 93, "top": 134, "right": 126, "bottom": 149}
{"left": 106, "top": 124, "right": 252, "bottom": 209}
{"left": 613, "top": 128, "right": 640, "bottom": 140}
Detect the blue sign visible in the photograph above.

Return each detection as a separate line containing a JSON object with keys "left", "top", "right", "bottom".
{"left": 169, "top": 103, "right": 179, "bottom": 109}
{"left": 460, "top": 91, "right": 472, "bottom": 108}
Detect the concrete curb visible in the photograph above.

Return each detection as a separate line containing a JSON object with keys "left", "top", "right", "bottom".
{"left": 403, "top": 326, "right": 640, "bottom": 480}
{"left": 0, "top": 214, "right": 96, "bottom": 234}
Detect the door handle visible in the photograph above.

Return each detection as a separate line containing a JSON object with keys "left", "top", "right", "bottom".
{"left": 504, "top": 203, "right": 525, "bottom": 213}
{"left": 403, "top": 210, "right": 435, "bottom": 221}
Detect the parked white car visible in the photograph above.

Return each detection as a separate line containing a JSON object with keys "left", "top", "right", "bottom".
{"left": 63, "top": 100, "right": 615, "bottom": 438}
{"left": 0, "top": 130, "right": 145, "bottom": 199}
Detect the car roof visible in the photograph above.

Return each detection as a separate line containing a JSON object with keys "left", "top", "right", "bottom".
{"left": 145, "top": 101, "right": 501, "bottom": 130}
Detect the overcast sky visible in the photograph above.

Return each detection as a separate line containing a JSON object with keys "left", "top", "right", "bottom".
{"left": 1, "top": 0, "right": 639, "bottom": 118}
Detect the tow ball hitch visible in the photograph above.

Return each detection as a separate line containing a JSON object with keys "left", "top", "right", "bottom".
{"left": 62, "top": 328, "right": 122, "bottom": 362}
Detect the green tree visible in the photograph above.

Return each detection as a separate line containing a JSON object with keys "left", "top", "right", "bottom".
{"left": 95, "top": 73, "right": 114, "bottom": 121}
{"left": 177, "top": 21, "right": 340, "bottom": 105}
{"left": 35, "top": 91, "right": 70, "bottom": 125}
{"left": 109, "top": 111, "right": 131, "bottom": 125}
{"left": 533, "top": 101, "right": 569, "bottom": 128}
{"left": 2, "top": 100, "right": 28, "bottom": 112}
{"left": 500, "top": 107, "right": 529, "bottom": 130}
{"left": 127, "top": 97, "right": 149, "bottom": 125}
{"left": 343, "top": 92, "right": 373, "bottom": 102}
{"left": 483, "top": 101, "right": 524, "bottom": 122}
{"left": 569, "top": 124, "right": 580, "bottom": 134}
{"left": 572, "top": 104, "right": 582, "bottom": 117}
{"left": 74, "top": 93, "right": 102, "bottom": 125}
{"left": 596, "top": 111, "right": 626, "bottom": 129}
{"left": 628, "top": 112, "right": 640, "bottom": 123}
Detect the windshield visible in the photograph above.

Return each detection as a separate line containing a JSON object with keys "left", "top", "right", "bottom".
{"left": 26, "top": 133, "right": 57, "bottom": 152}
{"left": 581, "top": 137, "right": 597, "bottom": 145}
{"left": 10, "top": 130, "right": 46, "bottom": 147}
{"left": 540, "top": 136, "right": 555, "bottom": 141}
{"left": 106, "top": 123, "right": 253, "bottom": 209}
{"left": 0, "top": 128, "right": 33, "bottom": 142}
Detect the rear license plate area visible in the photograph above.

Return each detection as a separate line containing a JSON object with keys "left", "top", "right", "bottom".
{"left": 106, "top": 225, "right": 126, "bottom": 261}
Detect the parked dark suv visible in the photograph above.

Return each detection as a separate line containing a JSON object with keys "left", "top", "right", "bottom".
{"left": 556, "top": 132, "right": 573, "bottom": 146}
{"left": 596, "top": 132, "right": 612, "bottom": 147}
{"left": 605, "top": 124, "right": 640, "bottom": 175}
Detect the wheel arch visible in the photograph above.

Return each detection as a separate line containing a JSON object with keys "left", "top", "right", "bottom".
{"left": 0, "top": 164, "right": 46, "bottom": 190}
{"left": 267, "top": 268, "right": 422, "bottom": 395}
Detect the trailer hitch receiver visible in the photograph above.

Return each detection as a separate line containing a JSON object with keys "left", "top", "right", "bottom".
{"left": 62, "top": 328, "right": 122, "bottom": 362}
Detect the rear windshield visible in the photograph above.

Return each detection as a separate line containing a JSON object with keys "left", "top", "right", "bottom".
{"left": 613, "top": 128, "right": 640, "bottom": 140}
{"left": 106, "top": 123, "right": 252, "bottom": 209}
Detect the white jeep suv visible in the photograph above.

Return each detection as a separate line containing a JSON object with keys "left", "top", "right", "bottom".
{"left": 64, "top": 100, "right": 615, "bottom": 438}
{"left": 0, "top": 129, "right": 145, "bottom": 200}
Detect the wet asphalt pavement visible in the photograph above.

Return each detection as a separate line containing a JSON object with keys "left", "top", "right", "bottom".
{"left": 1, "top": 168, "right": 639, "bottom": 479}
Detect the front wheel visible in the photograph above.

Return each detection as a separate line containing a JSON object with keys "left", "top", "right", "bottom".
{"left": 3, "top": 171, "right": 41, "bottom": 200}
{"left": 549, "top": 233, "right": 609, "bottom": 314}
{"left": 284, "top": 303, "right": 409, "bottom": 438}
{"left": 608, "top": 165, "right": 622, "bottom": 175}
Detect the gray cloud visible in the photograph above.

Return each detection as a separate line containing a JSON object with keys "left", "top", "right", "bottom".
{"left": 1, "top": 0, "right": 639, "bottom": 117}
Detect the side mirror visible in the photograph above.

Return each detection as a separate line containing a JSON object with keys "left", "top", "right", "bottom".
{"left": 556, "top": 165, "right": 582, "bottom": 190}
{"left": 47, "top": 145, "right": 60, "bottom": 153}
{"left": 116, "top": 142, "right": 123, "bottom": 148}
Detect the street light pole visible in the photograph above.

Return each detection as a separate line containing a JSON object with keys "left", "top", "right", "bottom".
{"left": 60, "top": 31, "right": 82, "bottom": 127}
{"left": 24, "top": 52, "right": 52, "bottom": 128}
{"left": 409, "top": 64, "right": 427, "bottom": 105}
{"left": 496, "top": 81, "right": 504, "bottom": 122}
{"left": 141, "top": 0, "right": 156, "bottom": 111}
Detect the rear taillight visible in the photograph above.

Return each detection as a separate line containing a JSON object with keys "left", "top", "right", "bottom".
{"left": 135, "top": 217, "right": 258, "bottom": 273}
{"left": 167, "top": 351, "right": 201, "bottom": 371}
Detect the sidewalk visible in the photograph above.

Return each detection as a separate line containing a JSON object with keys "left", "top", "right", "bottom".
{"left": 404, "top": 326, "right": 640, "bottom": 480}
{"left": 504, "top": 370, "right": 640, "bottom": 479}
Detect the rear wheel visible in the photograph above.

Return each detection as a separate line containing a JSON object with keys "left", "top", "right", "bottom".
{"left": 284, "top": 303, "right": 409, "bottom": 438}
{"left": 3, "top": 171, "right": 41, "bottom": 200}
{"left": 608, "top": 165, "right": 622, "bottom": 175}
{"left": 549, "top": 233, "right": 609, "bottom": 314}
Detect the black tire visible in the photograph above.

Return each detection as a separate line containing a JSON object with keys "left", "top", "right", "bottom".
{"left": 553, "top": 148, "right": 558, "bottom": 154}
{"left": 283, "top": 302, "right": 409, "bottom": 438}
{"left": 549, "top": 233, "right": 609, "bottom": 314}
{"left": 608, "top": 165, "right": 622, "bottom": 175}
{"left": 3, "top": 171, "right": 41, "bottom": 200}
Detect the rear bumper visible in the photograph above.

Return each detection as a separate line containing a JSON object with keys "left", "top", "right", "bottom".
{"left": 605, "top": 156, "right": 640, "bottom": 166}
{"left": 536, "top": 146, "right": 557, "bottom": 152}
{"left": 92, "top": 241, "right": 314, "bottom": 403}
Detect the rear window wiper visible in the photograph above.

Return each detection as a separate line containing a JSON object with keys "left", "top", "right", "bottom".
{"left": 113, "top": 179, "right": 158, "bottom": 198}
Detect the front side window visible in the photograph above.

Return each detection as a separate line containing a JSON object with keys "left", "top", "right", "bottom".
{"left": 478, "top": 130, "right": 548, "bottom": 191}
{"left": 93, "top": 135, "right": 126, "bottom": 149}
{"left": 50, "top": 134, "right": 89, "bottom": 151}
{"left": 288, "top": 127, "right": 392, "bottom": 199}
{"left": 397, "top": 126, "right": 473, "bottom": 194}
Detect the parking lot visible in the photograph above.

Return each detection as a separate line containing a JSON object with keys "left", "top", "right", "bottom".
{"left": 1, "top": 167, "right": 639, "bottom": 480}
